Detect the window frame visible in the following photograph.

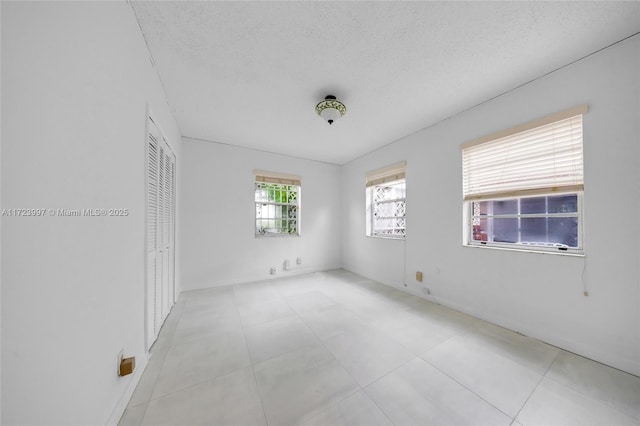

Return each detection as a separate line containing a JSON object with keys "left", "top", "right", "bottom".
{"left": 466, "top": 192, "right": 583, "bottom": 254}
{"left": 254, "top": 171, "right": 301, "bottom": 237}
{"left": 365, "top": 161, "right": 407, "bottom": 240}
{"left": 368, "top": 178, "right": 407, "bottom": 239}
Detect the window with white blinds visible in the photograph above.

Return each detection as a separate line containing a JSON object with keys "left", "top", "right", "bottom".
{"left": 462, "top": 105, "right": 586, "bottom": 254}
{"left": 462, "top": 105, "right": 586, "bottom": 201}
{"left": 365, "top": 161, "right": 407, "bottom": 238}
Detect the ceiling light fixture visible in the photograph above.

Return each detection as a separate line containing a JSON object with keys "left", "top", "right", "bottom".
{"left": 315, "top": 95, "right": 346, "bottom": 125}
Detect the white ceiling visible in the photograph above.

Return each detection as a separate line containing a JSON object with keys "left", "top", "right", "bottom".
{"left": 131, "top": 1, "right": 640, "bottom": 165}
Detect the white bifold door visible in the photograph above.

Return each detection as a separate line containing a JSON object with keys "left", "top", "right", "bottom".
{"left": 146, "top": 117, "right": 176, "bottom": 350}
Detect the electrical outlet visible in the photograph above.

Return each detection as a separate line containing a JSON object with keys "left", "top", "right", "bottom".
{"left": 422, "top": 287, "right": 431, "bottom": 295}
{"left": 416, "top": 271, "right": 423, "bottom": 282}
{"left": 296, "top": 257, "right": 302, "bottom": 265}
{"left": 270, "top": 267, "right": 277, "bottom": 275}
{"left": 284, "top": 259, "right": 290, "bottom": 270}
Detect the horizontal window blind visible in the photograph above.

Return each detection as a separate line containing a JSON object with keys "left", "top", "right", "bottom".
{"left": 366, "top": 161, "right": 406, "bottom": 187}
{"left": 255, "top": 170, "right": 301, "bottom": 186}
{"left": 462, "top": 105, "right": 586, "bottom": 201}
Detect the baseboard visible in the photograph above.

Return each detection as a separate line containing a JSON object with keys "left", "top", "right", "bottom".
{"left": 182, "top": 263, "right": 343, "bottom": 292}
{"left": 105, "top": 353, "right": 149, "bottom": 425}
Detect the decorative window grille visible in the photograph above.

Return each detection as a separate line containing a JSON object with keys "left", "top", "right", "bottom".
{"left": 255, "top": 171, "right": 301, "bottom": 236}
{"left": 366, "top": 162, "right": 406, "bottom": 238}
{"left": 462, "top": 105, "right": 586, "bottom": 253}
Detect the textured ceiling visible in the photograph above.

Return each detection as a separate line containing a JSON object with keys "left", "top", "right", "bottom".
{"left": 131, "top": 1, "right": 640, "bottom": 165}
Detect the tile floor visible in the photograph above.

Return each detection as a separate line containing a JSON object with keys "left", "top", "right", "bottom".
{"left": 119, "top": 269, "right": 640, "bottom": 426}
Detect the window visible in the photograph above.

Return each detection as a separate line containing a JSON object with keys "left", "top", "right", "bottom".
{"left": 366, "top": 162, "right": 406, "bottom": 238}
{"left": 471, "top": 194, "right": 580, "bottom": 249}
{"left": 255, "top": 170, "right": 300, "bottom": 236}
{"left": 462, "top": 105, "right": 587, "bottom": 253}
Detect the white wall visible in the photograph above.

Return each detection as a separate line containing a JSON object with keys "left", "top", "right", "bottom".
{"left": 181, "top": 138, "right": 341, "bottom": 290}
{"left": 342, "top": 35, "right": 640, "bottom": 376}
{"left": 1, "top": 2, "right": 181, "bottom": 424}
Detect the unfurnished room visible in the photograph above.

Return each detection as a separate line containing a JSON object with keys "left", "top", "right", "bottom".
{"left": 1, "top": 1, "right": 640, "bottom": 425}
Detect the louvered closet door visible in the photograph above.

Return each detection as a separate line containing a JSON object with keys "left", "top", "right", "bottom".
{"left": 146, "top": 124, "right": 160, "bottom": 350}
{"left": 169, "top": 154, "right": 177, "bottom": 305}
{"left": 146, "top": 117, "right": 176, "bottom": 350}
{"left": 155, "top": 145, "right": 165, "bottom": 337}
{"left": 161, "top": 142, "right": 172, "bottom": 320}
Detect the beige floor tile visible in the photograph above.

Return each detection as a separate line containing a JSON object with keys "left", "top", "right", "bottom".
{"left": 300, "top": 390, "right": 392, "bottom": 426}
{"left": 117, "top": 403, "right": 147, "bottom": 426}
{"left": 238, "top": 297, "right": 296, "bottom": 328}
{"left": 254, "top": 344, "right": 359, "bottom": 426}
{"left": 299, "top": 304, "right": 371, "bottom": 340}
{"left": 546, "top": 350, "right": 640, "bottom": 420}
{"left": 516, "top": 378, "right": 637, "bottom": 426}
{"left": 324, "top": 327, "right": 416, "bottom": 386}
{"left": 143, "top": 367, "right": 266, "bottom": 426}
{"left": 365, "top": 358, "right": 511, "bottom": 425}
{"left": 244, "top": 315, "right": 319, "bottom": 364}
{"left": 422, "top": 333, "right": 542, "bottom": 417}
{"left": 152, "top": 329, "right": 251, "bottom": 399}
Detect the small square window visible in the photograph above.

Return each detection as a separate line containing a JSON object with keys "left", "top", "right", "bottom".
{"left": 254, "top": 174, "right": 300, "bottom": 237}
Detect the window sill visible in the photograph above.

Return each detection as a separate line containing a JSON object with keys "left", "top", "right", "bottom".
{"left": 463, "top": 243, "right": 584, "bottom": 257}
{"left": 367, "top": 235, "right": 406, "bottom": 241}
{"left": 255, "top": 234, "right": 301, "bottom": 238}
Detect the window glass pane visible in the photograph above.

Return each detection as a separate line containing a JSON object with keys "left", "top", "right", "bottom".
{"left": 474, "top": 201, "right": 489, "bottom": 216}
{"left": 548, "top": 217, "right": 578, "bottom": 247}
{"left": 493, "top": 199, "right": 518, "bottom": 215}
{"left": 521, "top": 196, "right": 546, "bottom": 214}
{"left": 374, "top": 202, "right": 392, "bottom": 218}
{"left": 388, "top": 182, "right": 405, "bottom": 200}
{"left": 288, "top": 220, "right": 297, "bottom": 234}
{"left": 374, "top": 186, "right": 390, "bottom": 202}
{"left": 374, "top": 181, "right": 405, "bottom": 202}
{"left": 374, "top": 218, "right": 393, "bottom": 232}
{"left": 373, "top": 217, "right": 406, "bottom": 234}
{"left": 521, "top": 217, "right": 547, "bottom": 243}
{"left": 548, "top": 194, "right": 578, "bottom": 213}
{"left": 493, "top": 218, "right": 518, "bottom": 243}
{"left": 288, "top": 206, "right": 297, "bottom": 219}
{"left": 472, "top": 219, "right": 489, "bottom": 241}
{"left": 374, "top": 200, "right": 405, "bottom": 218}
